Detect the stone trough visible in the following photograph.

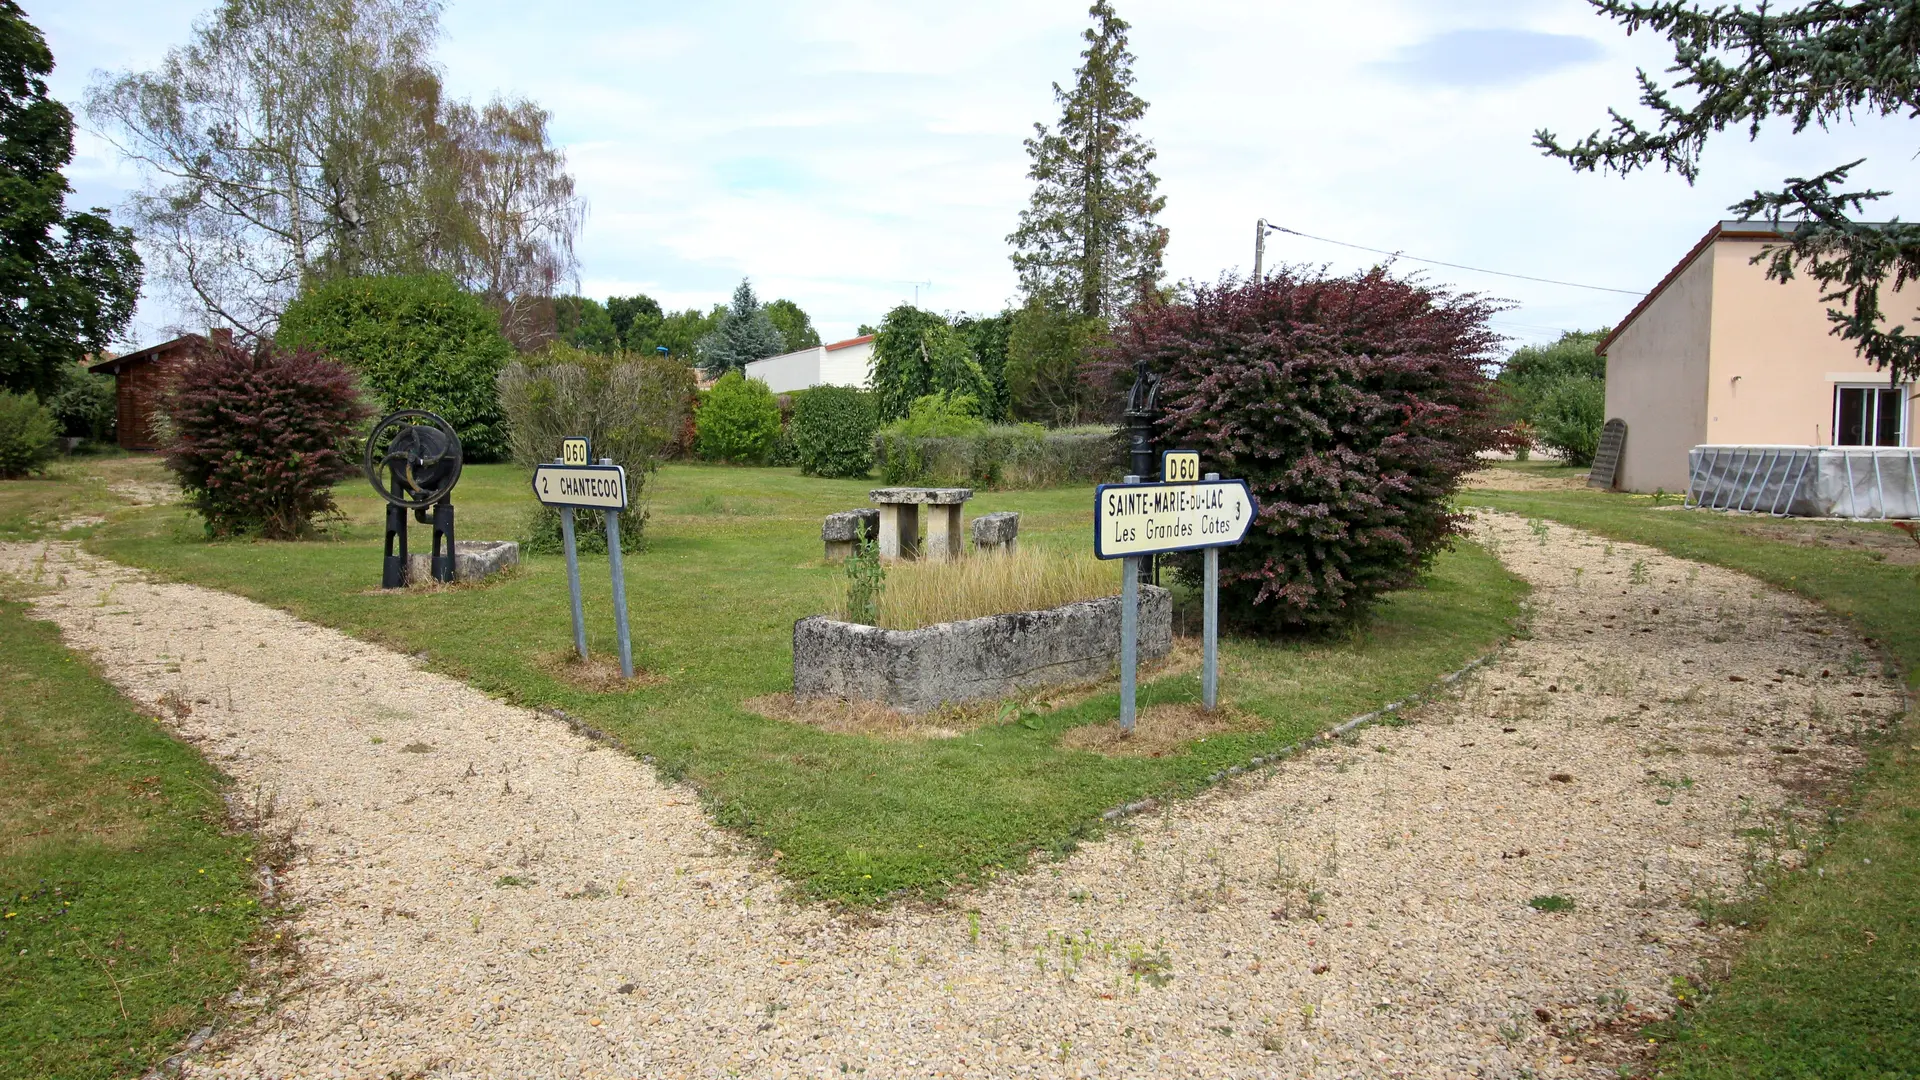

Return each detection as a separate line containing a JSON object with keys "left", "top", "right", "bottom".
{"left": 792, "top": 586, "right": 1172, "bottom": 713}
{"left": 404, "top": 540, "right": 520, "bottom": 587}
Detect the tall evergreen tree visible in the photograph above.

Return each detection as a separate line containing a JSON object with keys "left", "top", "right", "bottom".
{"left": 0, "top": 2, "right": 141, "bottom": 396}
{"left": 1538, "top": 0, "right": 1920, "bottom": 384}
{"left": 1008, "top": 1, "right": 1166, "bottom": 321}
{"left": 696, "top": 279, "right": 785, "bottom": 376}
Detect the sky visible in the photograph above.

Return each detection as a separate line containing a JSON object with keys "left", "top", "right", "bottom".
{"left": 34, "top": 0, "right": 1920, "bottom": 352}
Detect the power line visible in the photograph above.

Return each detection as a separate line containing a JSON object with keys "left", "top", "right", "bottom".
{"left": 1262, "top": 222, "right": 1646, "bottom": 297}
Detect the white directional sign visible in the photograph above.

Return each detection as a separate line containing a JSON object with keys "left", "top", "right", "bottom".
{"left": 532, "top": 463, "right": 629, "bottom": 510}
{"left": 1093, "top": 479, "right": 1257, "bottom": 559}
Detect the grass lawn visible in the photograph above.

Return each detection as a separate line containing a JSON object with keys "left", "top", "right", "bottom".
{"left": 29, "top": 458, "right": 1531, "bottom": 904}
{"left": 0, "top": 591, "right": 260, "bottom": 1080}
{"left": 1465, "top": 473, "right": 1919, "bottom": 1078}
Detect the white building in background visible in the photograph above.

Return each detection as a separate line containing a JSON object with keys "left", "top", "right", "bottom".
{"left": 743, "top": 334, "right": 875, "bottom": 393}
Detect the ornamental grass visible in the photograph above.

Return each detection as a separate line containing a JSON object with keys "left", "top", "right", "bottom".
{"left": 839, "top": 541, "right": 1119, "bottom": 630}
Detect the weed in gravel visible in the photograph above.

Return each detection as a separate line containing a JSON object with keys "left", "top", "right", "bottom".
{"left": 1529, "top": 894, "right": 1576, "bottom": 913}
{"left": 1630, "top": 559, "right": 1651, "bottom": 586}
{"left": 1529, "top": 518, "right": 1550, "bottom": 545}
{"left": 1125, "top": 944, "right": 1174, "bottom": 988}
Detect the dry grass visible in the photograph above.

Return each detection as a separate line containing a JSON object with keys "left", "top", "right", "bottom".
{"left": 535, "top": 650, "right": 664, "bottom": 692}
{"left": 839, "top": 543, "right": 1121, "bottom": 630}
{"left": 1056, "top": 701, "right": 1266, "bottom": 757}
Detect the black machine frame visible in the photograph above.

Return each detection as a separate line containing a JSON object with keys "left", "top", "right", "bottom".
{"left": 363, "top": 410, "right": 464, "bottom": 588}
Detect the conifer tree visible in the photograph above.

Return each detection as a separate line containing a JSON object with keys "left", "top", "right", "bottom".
{"left": 696, "top": 279, "right": 786, "bottom": 376}
{"left": 1008, "top": 1, "right": 1167, "bottom": 321}
{"left": 1538, "top": 0, "right": 1920, "bottom": 383}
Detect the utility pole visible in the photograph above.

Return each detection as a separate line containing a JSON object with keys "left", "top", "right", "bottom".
{"left": 1253, "top": 218, "right": 1267, "bottom": 282}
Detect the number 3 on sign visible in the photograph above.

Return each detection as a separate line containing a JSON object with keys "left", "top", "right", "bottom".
{"left": 1162, "top": 450, "right": 1200, "bottom": 483}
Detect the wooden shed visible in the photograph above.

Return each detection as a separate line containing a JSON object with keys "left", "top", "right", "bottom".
{"left": 87, "top": 329, "right": 230, "bottom": 451}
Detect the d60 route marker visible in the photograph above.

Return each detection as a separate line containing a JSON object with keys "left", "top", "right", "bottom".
{"left": 1092, "top": 478, "right": 1256, "bottom": 560}
{"left": 532, "top": 463, "right": 629, "bottom": 511}
{"left": 561, "top": 436, "right": 591, "bottom": 466}
{"left": 1161, "top": 449, "right": 1200, "bottom": 483}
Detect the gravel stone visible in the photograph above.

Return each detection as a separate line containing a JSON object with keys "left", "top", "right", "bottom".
{"left": 0, "top": 511, "right": 1896, "bottom": 1079}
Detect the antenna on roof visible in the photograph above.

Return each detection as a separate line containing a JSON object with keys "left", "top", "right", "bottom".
{"left": 895, "top": 280, "right": 933, "bottom": 306}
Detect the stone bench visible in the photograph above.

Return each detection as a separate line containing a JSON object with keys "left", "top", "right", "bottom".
{"left": 868, "top": 487, "right": 973, "bottom": 561}
{"left": 822, "top": 508, "right": 879, "bottom": 561}
{"left": 970, "top": 511, "right": 1019, "bottom": 555}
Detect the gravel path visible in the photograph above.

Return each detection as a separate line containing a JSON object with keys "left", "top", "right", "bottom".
{"left": 0, "top": 514, "right": 1902, "bottom": 1079}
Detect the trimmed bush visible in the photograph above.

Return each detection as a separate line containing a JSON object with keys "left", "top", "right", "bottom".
{"left": 0, "top": 390, "right": 58, "bottom": 477}
{"left": 1534, "top": 374, "right": 1605, "bottom": 466}
{"left": 875, "top": 424, "right": 1114, "bottom": 489}
{"left": 1115, "top": 268, "right": 1505, "bottom": 633}
{"left": 160, "top": 340, "right": 368, "bottom": 539}
{"left": 790, "top": 385, "right": 876, "bottom": 478}
{"left": 277, "top": 274, "right": 514, "bottom": 461}
{"left": 695, "top": 371, "right": 781, "bottom": 462}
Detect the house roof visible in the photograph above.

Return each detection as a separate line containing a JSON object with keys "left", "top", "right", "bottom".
{"left": 87, "top": 333, "right": 206, "bottom": 374}
{"left": 823, "top": 334, "right": 874, "bottom": 352}
{"left": 1595, "top": 220, "right": 1796, "bottom": 357}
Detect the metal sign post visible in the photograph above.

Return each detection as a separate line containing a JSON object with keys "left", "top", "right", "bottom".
{"left": 1094, "top": 466, "right": 1258, "bottom": 730}
{"left": 532, "top": 443, "right": 634, "bottom": 680}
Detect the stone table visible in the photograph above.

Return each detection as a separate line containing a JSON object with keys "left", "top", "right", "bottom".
{"left": 868, "top": 487, "right": 973, "bottom": 561}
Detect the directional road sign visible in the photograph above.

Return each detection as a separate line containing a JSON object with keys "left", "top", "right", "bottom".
{"left": 532, "top": 463, "right": 629, "bottom": 511}
{"left": 1093, "top": 479, "right": 1257, "bottom": 560}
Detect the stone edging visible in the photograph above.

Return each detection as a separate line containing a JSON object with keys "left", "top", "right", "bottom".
{"left": 1097, "top": 642, "right": 1513, "bottom": 824}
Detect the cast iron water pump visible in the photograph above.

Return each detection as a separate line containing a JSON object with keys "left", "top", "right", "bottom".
{"left": 364, "top": 410, "right": 464, "bottom": 588}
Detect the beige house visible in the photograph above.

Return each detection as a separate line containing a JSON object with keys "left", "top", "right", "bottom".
{"left": 1597, "top": 220, "right": 1915, "bottom": 493}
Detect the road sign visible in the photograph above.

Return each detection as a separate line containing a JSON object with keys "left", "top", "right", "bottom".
{"left": 532, "top": 463, "right": 629, "bottom": 511}
{"left": 1093, "top": 479, "right": 1257, "bottom": 560}
{"left": 1162, "top": 449, "right": 1200, "bottom": 483}
{"left": 561, "top": 436, "right": 591, "bottom": 466}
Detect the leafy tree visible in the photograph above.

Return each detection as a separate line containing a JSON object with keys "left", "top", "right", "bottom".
{"left": 0, "top": 3, "right": 141, "bottom": 396}
{"left": 160, "top": 338, "right": 368, "bottom": 538}
{"left": 608, "top": 293, "right": 662, "bottom": 347}
{"left": 697, "top": 280, "right": 786, "bottom": 376}
{"left": 765, "top": 298, "right": 821, "bottom": 352}
{"left": 86, "top": 0, "right": 579, "bottom": 341}
{"left": 1115, "top": 268, "right": 1505, "bottom": 633}
{"left": 1006, "top": 301, "right": 1106, "bottom": 426}
{"left": 554, "top": 295, "right": 619, "bottom": 353}
{"left": 640, "top": 304, "right": 725, "bottom": 362}
{"left": 1494, "top": 328, "right": 1608, "bottom": 428}
{"left": 277, "top": 274, "right": 513, "bottom": 460}
{"left": 1008, "top": 0, "right": 1167, "bottom": 322}
{"left": 694, "top": 371, "right": 781, "bottom": 461}
{"left": 869, "top": 304, "right": 993, "bottom": 421}
{"left": 1535, "top": 374, "right": 1607, "bottom": 466}
{"left": 954, "top": 310, "right": 1015, "bottom": 421}
{"left": 46, "top": 364, "right": 116, "bottom": 441}
{"left": 1537, "top": 0, "right": 1920, "bottom": 384}
{"left": 0, "top": 388, "right": 56, "bottom": 477}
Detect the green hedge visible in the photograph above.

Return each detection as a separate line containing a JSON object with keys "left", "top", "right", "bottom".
{"left": 790, "top": 386, "right": 877, "bottom": 478}
{"left": 875, "top": 424, "right": 1115, "bottom": 489}
{"left": 0, "top": 391, "right": 59, "bottom": 478}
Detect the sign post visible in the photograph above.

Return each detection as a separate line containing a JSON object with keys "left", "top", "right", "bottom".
{"left": 1094, "top": 463, "right": 1257, "bottom": 730}
{"left": 532, "top": 443, "right": 634, "bottom": 680}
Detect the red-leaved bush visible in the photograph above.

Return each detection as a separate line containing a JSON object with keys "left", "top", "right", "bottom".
{"left": 1108, "top": 268, "right": 1507, "bottom": 632}
{"left": 161, "top": 339, "right": 369, "bottom": 539}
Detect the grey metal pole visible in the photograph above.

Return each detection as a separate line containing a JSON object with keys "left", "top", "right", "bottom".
{"left": 600, "top": 457, "right": 635, "bottom": 680}
{"left": 1253, "top": 218, "right": 1266, "bottom": 282}
{"left": 560, "top": 502, "right": 587, "bottom": 661}
{"left": 1119, "top": 473, "right": 1141, "bottom": 734}
{"left": 1203, "top": 471, "right": 1219, "bottom": 712}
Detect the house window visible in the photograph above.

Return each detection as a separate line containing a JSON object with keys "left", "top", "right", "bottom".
{"left": 1833, "top": 384, "right": 1909, "bottom": 447}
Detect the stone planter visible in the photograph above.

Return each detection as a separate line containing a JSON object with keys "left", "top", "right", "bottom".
{"left": 405, "top": 540, "right": 520, "bottom": 586}
{"left": 793, "top": 586, "right": 1171, "bottom": 713}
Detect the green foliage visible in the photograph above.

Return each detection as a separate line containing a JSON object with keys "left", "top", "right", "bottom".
{"left": 695, "top": 371, "right": 782, "bottom": 462}
{"left": 0, "top": 390, "right": 57, "bottom": 478}
{"left": 885, "top": 391, "right": 986, "bottom": 438}
{"left": 1536, "top": 1, "right": 1920, "bottom": 384}
{"left": 45, "top": 365, "right": 115, "bottom": 441}
{"left": 0, "top": 4, "right": 142, "bottom": 396}
{"left": 1534, "top": 374, "right": 1606, "bottom": 466}
{"left": 876, "top": 423, "right": 1114, "bottom": 488}
{"left": 1007, "top": 301, "right": 1108, "bottom": 426}
{"left": 869, "top": 306, "right": 995, "bottom": 423}
{"left": 698, "top": 279, "right": 786, "bottom": 376}
{"left": 764, "top": 298, "right": 821, "bottom": 352}
{"left": 0, "top": 596, "right": 258, "bottom": 1080}
{"left": 517, "top": 504, "right": 643, "bottom": 555}
{"left": 842, "top": 533, "right": 885, "bottom": 626}
{"left": 1008, "top": 0, "right": 1165, "bottom": 320}
{"left": 553, "top": 295, "right": 619, "bottom": 353}
{"left": 954, "top": 310, "right": 1014, "bottom": 421}
{"left": 789, "top": 385, "right": 877, "bottom": 478}
{"left": 607, "top": 293, "right": 663, "bottom": 348}
{"left": 277, "top": 273, "right": 513, "bottom": 461}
